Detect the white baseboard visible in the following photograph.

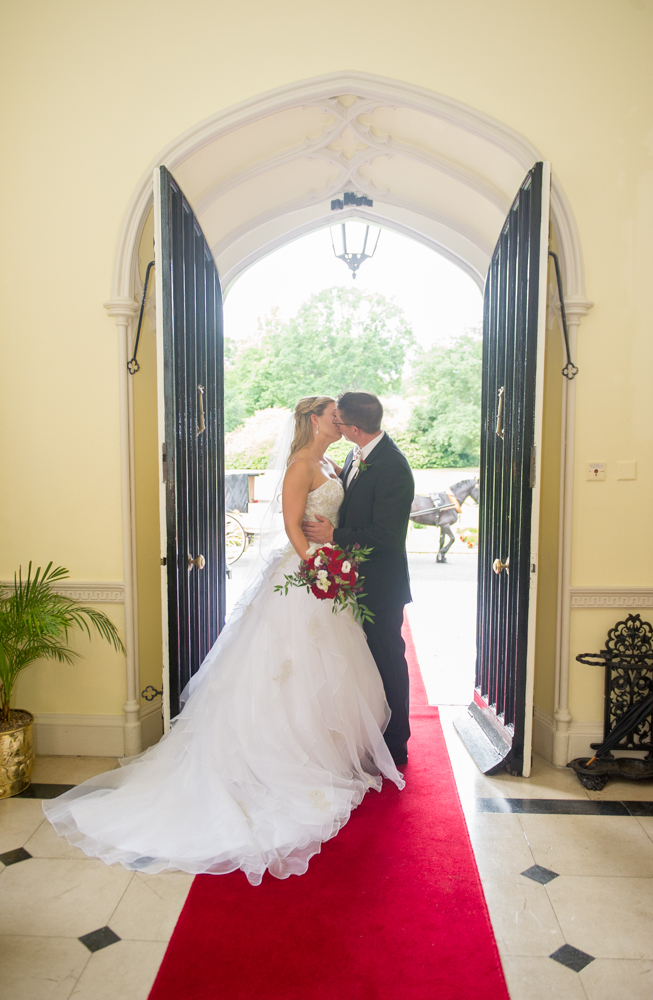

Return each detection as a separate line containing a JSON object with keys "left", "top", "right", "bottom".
{"left": 532, "top": 707, "right": 555, "bottom": 762}
{"left": 140, "top": 697, "right": 163, "bottom": 750}
{"left": 32, "top": 698, "right": 164, "bottom": 758}
{"left": 532, "top": 707, "right": 603, "bottom": 764}
{"left": 33, "top": 713, "right": 125, "bottom": 757}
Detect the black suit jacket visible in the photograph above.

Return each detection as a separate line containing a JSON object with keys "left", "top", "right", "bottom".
{"left": 333, "top": 434, "right": 414, "bottom": 612}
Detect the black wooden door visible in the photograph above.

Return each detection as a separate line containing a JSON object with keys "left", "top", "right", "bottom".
{"left": 154, "top": 166, "right": 226, "bottom": 723}
{"left": 456, "top": 162, "right": 549, "bottom": 777}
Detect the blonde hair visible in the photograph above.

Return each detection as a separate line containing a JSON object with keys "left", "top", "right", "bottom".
{"left": 287, "top": 396, "right": 335, "bottom": 465}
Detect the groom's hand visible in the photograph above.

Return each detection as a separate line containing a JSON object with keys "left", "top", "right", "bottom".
{"left": 302, "top": 515, "right": 334, "bottom": 544}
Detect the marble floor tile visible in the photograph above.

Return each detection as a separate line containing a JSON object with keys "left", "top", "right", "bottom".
{"left": 0, "top": 799, "right": 49, "bottom": 854}
{"left": 501, "top": 756, "right": 591, "bottom": 801}
{"left": 585, "top": 779, "right": 653, "bottom": 801}
{"left": 519, "top": 814, "right": 653, "bottom": 877}
{"left": 480, "top": 876, "right": 565, "bottom": 957}
{"left": 110, "top": 871, "right": 194, "bottom": 942}
{"left": 546, "top": 876, "right": 653, "bottom": 960}
{"left": 637, "top": 815, "right": 653, "bottom": 842}
{"left": 0, "top": 935, "right": 90, "bottom": 1000}
{"left": 580, "top": 958, "right": 653, "bottom": 1000}
{"left": 0, "top": 857, "right": 133, "bottom": 938}
{"left": 24, "top": 815, "right": 90, "bottom": 861}
{"left": 500, "top": 955, "right": 587, "bottom": 1000}
{"left": 31, "top": 756, "right": 119, "bottom": 785}
{"left": 70, "top": 939, "right": 168, "bottom": 1000}
{"left": 464, "top": 812, "right": 535, "bottom": 877}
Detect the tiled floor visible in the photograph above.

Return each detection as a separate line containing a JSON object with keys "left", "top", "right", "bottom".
{"left": 2, "top": 735, "right": 652, "bottom": 999}
{"left": 439, "top": 706, "right": 653, "bottom": 1000}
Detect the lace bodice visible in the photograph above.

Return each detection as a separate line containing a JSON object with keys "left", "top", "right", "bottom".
{"left": 303, "top": 478, "right": 344, "bottom": 527}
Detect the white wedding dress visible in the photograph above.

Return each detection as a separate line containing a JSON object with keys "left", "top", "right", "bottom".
{"left": 44, "top": 478, "right": 404, "bottom": 885}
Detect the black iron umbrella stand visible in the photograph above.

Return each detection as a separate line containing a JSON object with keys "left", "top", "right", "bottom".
{"left": 566, "top": 614, "right": 653, "bottom": 791}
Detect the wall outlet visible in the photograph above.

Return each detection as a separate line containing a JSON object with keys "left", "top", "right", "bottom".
{"left": 617, "top": 460, "right": 637, "bottom": 480}
{"left": 586, "top": 463, "right": 605, "bottom": 481}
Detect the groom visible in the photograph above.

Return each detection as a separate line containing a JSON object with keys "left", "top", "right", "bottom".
{"left": 303, "top": 391, "right": 415, "bottom": 765}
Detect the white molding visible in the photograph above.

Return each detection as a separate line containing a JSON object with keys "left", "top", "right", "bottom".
{"left": 32, "top": 713, "right": 125, "bottom": 757}
{"left": 570, "top": 588, "right": 653, "bottom": 609}
{"left": 220, "top": 208, "right": 485, "bottom": 294}
{"left": 532, "top": 707, "right": 604, "bottom": 764}
{"left": 140, "top": 695, "right": 163, "bottom": 750}
{"left": 109, "top": 71, "right": 587, "bottom": 303}
{"left": 107, "top": 71, "right": 591, "bottom": 745}
{"left": 0, "top": 580, "right": 125, "bottom": 603}
{"left": 29, "top": 697, "right": 162, "bottom": 758}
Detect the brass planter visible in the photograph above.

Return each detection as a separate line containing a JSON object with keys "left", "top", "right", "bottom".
{"left": 0, "top": 710, "right": 34, "bottom": 798}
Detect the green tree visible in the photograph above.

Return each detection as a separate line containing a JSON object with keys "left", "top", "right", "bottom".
{"left": 406, "top": 330, "right": 482, "bottom": 467}
{"left": 226, "top": 287, "right": 414, "bottom": 422}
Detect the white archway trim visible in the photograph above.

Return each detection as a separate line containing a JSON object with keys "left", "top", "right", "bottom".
{"left": 107, "top": 72, "right": 593, "bottom": 764}
{"left": 219, "top": 209, "right": 485, "bottom": 294}
{"left": 208, "top": 182, "right": 495, "bottom": 268}
{"left": 109, "top": 71, "right": 589, "bottom": 303}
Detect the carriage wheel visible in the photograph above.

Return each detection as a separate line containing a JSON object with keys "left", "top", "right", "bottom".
{"left": 225, "top": 514, "right": 248, "bottom": 565}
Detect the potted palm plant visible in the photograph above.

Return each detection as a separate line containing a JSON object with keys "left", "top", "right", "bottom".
{"left": 0, "top": 563, "right": 125, "bottom": 798}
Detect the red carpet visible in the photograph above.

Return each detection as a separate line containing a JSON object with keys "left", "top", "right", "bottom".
{"left": 148, "top": 616, "right": 508, "bottom": 1000}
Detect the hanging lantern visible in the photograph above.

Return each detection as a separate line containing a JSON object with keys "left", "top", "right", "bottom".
{"left": 330, "top": 221, "right": 381, "bottom": 278}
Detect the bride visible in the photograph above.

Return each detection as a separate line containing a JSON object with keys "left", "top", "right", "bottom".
{"left": 44, "top": 396, "right": 404, "bottom": 885}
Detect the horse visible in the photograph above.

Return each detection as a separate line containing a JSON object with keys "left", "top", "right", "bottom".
{"left": 410, "top": 478, "right": 479, "bottom": 563}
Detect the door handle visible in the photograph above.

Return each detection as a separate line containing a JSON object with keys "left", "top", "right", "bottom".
{"left": 196, "top": 385, "right": 205, "bottom": 436}
{"left": 492, "top": 556, "right": 509, "bottom": 575}
{"left": 188, "top": 554, "right": 205, "bottom": 571}
{"left": 496, "top": 386, "right": 505, "bottom": 439}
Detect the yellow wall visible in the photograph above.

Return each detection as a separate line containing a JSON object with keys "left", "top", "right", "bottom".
{"left": 1, "top": 0, "right": 651, "bottom": 735}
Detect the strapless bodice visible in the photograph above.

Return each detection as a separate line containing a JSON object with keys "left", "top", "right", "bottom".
{"left": 303, "top": 478, "right": 344, "bottom": 527}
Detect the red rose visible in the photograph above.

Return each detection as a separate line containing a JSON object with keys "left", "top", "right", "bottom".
{"left": 311, "top": 583, "right": 329, "bottom": 600}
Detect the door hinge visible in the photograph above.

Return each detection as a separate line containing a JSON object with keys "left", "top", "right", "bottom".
{"left": 160, "top": 557, "right": 167, "bottom": 566}
{"left": 162, "top": 443, "right": 167, "bottom": 483}
{"left": 529, "top": 445, "right": 536, "bottom": 488}
{"left": 530, "top": 553, "right": 537, "bottom": 586}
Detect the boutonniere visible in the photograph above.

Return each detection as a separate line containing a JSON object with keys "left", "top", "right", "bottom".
{"left": 351, "top": 458, "right": 371, "bottom": 480}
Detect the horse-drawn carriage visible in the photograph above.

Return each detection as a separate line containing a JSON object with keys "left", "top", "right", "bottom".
{"left": 224, "top": 471, "right": 263, "bottom": 567}
{"left": 410, "top": 477, "right": 479, "bottom": 562}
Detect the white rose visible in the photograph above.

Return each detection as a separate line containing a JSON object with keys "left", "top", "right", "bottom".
{"left": 341, "top": 560, "right": 351, "bottom": 573}
{"left": 321, "top": 543, "right": 333, "bottom": 549}
{"left": 317, "top": 569, "right": 328, "bottom": 580}
{"left": 314, "top": 556, "right": 322, "bottom": 567}
{"left": 317, "top": 579, "right": 329, "bottom": 592}
{"left": 306, "top": 544, "right": 318, "bottom": 557}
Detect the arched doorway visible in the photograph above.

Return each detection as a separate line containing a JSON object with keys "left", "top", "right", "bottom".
{"left": 105, "top": 73, "right": 591, "bottom": 764}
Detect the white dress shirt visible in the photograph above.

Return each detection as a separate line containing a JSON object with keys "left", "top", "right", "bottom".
{"left": 345, "top": 430, "right": 385, "bottom": 488}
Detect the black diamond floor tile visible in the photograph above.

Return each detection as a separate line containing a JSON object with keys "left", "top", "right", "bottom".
{"left": 521, "top": 864, "right": 559, "bottom": 885}
{"left": 16, "top": 783, "right": 75, "bottom": 799}
{"left": 550, "top": 944, "right": 595, "bottom": 973}
{"left": 0, "top": 847, "right": 33, "bottom": 866}
{"left": 78, "top": 926, "right": 121, "bottom": 953}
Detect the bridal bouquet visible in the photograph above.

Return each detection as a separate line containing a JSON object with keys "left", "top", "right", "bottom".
{"left": 274, "top": 543, "right": 374, "bottom": 624}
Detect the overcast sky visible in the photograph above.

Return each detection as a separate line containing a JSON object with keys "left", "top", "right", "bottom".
{"left": 223, "top": 225, "right": 482, "bottom": 350}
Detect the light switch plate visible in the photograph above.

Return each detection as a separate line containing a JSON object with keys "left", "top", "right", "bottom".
{"left": 617, "top": 460, "right": 637, "bottom": 480}
{"left": 587, "top": 463, "right": 606, "bottom": 481}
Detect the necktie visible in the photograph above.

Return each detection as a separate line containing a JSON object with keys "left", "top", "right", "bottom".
{"left": 347, "top": 446, "right": 363, "bottom": 487}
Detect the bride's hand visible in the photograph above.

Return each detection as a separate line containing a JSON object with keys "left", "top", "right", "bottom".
{"left": 302, "top": 515, "right": 334, "bottom": 545}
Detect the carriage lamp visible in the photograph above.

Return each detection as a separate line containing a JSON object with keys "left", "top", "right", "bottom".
{"left": 329, "top": 220, "right": 381, "bottom": 278}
